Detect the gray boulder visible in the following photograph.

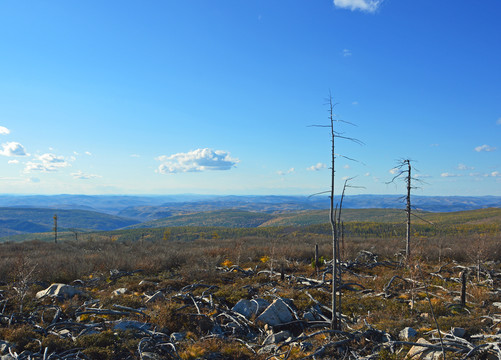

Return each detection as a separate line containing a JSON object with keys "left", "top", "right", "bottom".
{"left": 36, "top": 283, "right": 83, "bottom": 300}
{"left": 399, "top": 327, "right": 418, "bottom": 340}
{"left": 232, "top": 298, "right": 269, "bottom": 319}
{"left": 255, "top": 298, "right": 294, "bottom": 327}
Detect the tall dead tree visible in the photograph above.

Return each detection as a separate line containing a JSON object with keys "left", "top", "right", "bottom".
{"left": 311, "top": 93, "right": 362, "bottom": 330}
{"left": 388, "top": 159, "right": 417, "bottom": 259}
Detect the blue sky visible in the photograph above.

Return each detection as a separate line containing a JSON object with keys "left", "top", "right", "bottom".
{"left": 0, "top": 0, "right": 500, "bottom": 196}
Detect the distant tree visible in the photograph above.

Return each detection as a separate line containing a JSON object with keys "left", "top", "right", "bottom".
{"left": 53, "top": 214, "right": 58, "bottom": 244}
{"left": 387, "top": 159, "right": 428, "bottom": 259}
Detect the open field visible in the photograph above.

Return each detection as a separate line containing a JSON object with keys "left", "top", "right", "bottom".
{"left": 0, "top": 213, "right": 500, "bottom": 359}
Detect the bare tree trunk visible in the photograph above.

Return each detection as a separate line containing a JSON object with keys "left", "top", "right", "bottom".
{"left": 406, "top": 160, "right": 411, "bottom": 259}
{"left": 328, "top": 96, "right": 339, "bottom": 330}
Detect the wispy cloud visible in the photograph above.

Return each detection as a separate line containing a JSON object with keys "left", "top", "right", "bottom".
{"left": 333, "top": 0, "right": 382, "bottom": 13}
{"left": 0, "top": 126, "right": 10, "bottom": 135}
{"left": 25, "top": 153, "right": 71, "bottom": 172}
{"left": 277, "top": 168, "right": 295, "bottom": 176}
{"left": 8, "top": 159, "right": 19, "bottom": 164}
{"left": 474, "top": 144, "right": 496, "bottom": 152}
{"left": 497, "top": 118, "right": 501, "bottom": 125}
{"left": 156, "top": 148, "right": 239, "bottom": 174}
{"left": 441, "top": 173, "right": 462, "bottom": 178}
{"left": 71, "top": 170, "right": 101, "bottom": 180}
{"left": 457, "top": 163, "right": 474, "bottom": 171}
{"left": 342, "top": 49, "right": 352, "bottom": 57}
{"left": 389, "top": 168, "right": 398, "bottom": 175}
{"left": 0, "top": 142, "right": 28, "bottom": 157}
{"left": 307, "top": 162, "right": 327, "bottom": 171}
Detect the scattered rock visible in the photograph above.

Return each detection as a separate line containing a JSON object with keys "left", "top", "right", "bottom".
{"left": 262, "top": 330, "right": 291, "bottom": 345}
{"left": 399, "top": 327, "right": 417, "bottom": 341}
{"left": 145, "top": 290, "right": 164, "bottom": 304}
{"left": 112, "top": 287, "right": 128, "bottom": 296}
{"left": 450, "top": 327, "right": 466, "bottom": 338}
{"left": 406, "top": 338, "right": 442, "bottom": 359}
{"left": 255, "top": 298, "right": 294, "bottom": 327}
{"left": 232, "top": 298, "right": 269, "bottom": 319}
{"left": 113, "top": 320, "right": 152, "bottom": 332}
{"left": 36, "top": 283, "right": 83, "bottom": 300}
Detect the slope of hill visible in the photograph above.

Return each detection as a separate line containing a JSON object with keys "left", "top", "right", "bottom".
{"left": 125, "top": 209, "right": 274, "bottom": 229}
{"left": 123, "top": 208, "right": 501, "bottom": 230}
{"left": 0, "top": 207, "right": 139, "bottom": 237}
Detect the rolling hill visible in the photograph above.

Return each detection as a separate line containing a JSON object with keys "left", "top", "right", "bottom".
{"left": 0, "top": 208, "right": 139, "bottom": 237}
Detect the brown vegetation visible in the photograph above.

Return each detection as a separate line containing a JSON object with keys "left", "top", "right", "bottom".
{"left": 0, "top": 230, "right": 500, "bottom": 359}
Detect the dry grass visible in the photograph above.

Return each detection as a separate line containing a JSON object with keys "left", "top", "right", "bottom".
{"left": 0, "top": 231, "right": 500, "bottom": 359}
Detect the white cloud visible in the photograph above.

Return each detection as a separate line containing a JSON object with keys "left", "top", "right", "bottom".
{"left": 278, "top": 168, "right": 295, "bottom": 176}
{"left": 441, "top": 173, "right": 462, "bottom": 177}
{"left": 389, "top": 168, "right": 398, "bottom": 175}
{"left": 0, "top": 126, "right": 10, "bottom": 135}
{"left": 342, "top": 49, "right": 352, "bottom": 57}
{"left": 333, "top": 0, "right": 382, "bottom": 13}
{"left": 85, "top": 151, "right": 92, "bottom": 156}
{"left": 0, "top": 142, "right": 28, "bottom": 156}
{"left": 8, "top": 159, "right": 19, "bottom": 164}
{"left": 24, "top": 153, "right": 71, "bottom": 172}
{"left": 364, "top": 172, "right": 370, "bottom": 176}
{"left": 130, "top": 154, "right": 141, "bottom": 158}
{"left": 491, "top": 171, "right": 501, "bottom": 177}
{"left": 496, "top": 118, "right": 501, "bottom": 125}
{"left": 343, "top": 164, "right": 350, "bottom": 169}
{"left": 457, "top": 163, "right": 474, "bottom": 171}
{"left": 474, "top": 144, "right": 496, "bottom": 152}
{"left": 71, "top": 170, "right": 101, "bottom": 180}
{"left": 307, "top": 162, "right": 327, "bottom": 171}
{"left": 156, "top": 148, "right": 239, "bottom": 174}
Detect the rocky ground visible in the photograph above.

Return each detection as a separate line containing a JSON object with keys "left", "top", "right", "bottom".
{"left": 1, "top": 251, "right": 501, "bottom": 359}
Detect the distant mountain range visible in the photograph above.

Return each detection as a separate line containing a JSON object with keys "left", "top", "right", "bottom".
{"left": 0, "top": 194, "right": 499, "bottom": 239}
{"left": 0, "top": 194, "right": 500, "bottom": 216}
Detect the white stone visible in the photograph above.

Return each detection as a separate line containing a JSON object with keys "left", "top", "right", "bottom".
{"left": 112, "top": 288, "right": 128, "bottom": 296}
{"left": 36, "top": 283, "right": 82, "bottom": 300}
